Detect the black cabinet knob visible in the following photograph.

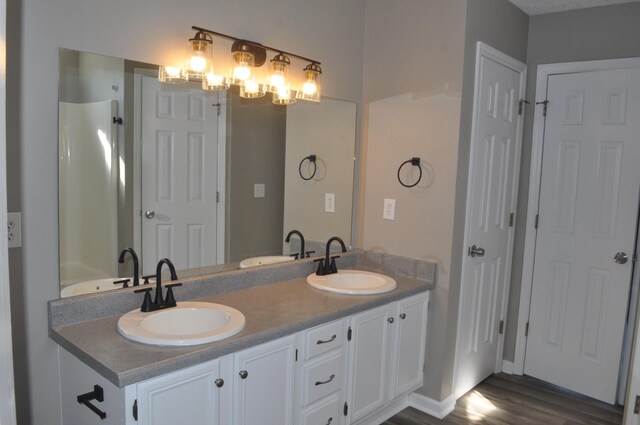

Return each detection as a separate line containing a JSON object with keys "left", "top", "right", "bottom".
{"left": 239, "top": 370, "right": 248, "bottom": 379}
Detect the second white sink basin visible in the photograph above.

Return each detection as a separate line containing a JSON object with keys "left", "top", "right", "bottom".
{"left": 117, "top": 302, "right": 245, "bottom": 346}
{"left": 239, "top": 255, "right": 295, "bottom": 269}
{"left": 306, "top": 270, "right": 397, "bottom": 295}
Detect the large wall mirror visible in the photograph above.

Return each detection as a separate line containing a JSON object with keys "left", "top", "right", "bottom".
{"left": 58, "top": 49, "right": 357, "bottom": 297}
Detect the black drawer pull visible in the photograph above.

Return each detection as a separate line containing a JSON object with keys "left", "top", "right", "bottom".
{"left": 316, "top": 334, "right": 337, "bottom": 345}
{"left": 315, "top": 374, "right": 335, "bottom": 386}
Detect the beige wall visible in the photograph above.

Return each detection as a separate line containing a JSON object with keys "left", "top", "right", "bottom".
{"left": 8, "top": 0, "right": 366, "bottom": 422}
{"left": 360, "top": 0, "right": 468, "bottom": 401}
{"left": 283, "top": 98, "right": 357, "bottom": 250}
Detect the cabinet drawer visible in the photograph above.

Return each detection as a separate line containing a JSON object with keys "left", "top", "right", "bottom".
{"left": 301, "top": 394, "right": 342, "bottom": 425}
{"left": 302, "top": 352, "right": 344, "bottom": 407}
{"left": 304, "top": 320, "right": 343, "bottom": 360}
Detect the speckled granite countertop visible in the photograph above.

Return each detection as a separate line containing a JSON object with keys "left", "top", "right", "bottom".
{"left": 49, "top": 251, "right": 436, "bottom": 388}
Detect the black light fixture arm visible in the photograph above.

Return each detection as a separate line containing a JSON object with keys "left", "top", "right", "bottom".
{"left": 191, "top": 25, "right": 321, "bottom": 65}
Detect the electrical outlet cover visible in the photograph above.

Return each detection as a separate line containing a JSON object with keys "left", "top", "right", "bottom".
{"left": 383, "top": 199, "right": 396, "bottom": 220}
{"left": 325, "top": 193, "right": 335, "bottom": 213}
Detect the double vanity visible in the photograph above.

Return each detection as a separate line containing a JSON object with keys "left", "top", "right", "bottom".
{"left": 49, "top": 250, "right": 435, "bottom": 425}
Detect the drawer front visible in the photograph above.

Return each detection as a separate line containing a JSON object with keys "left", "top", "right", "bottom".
{"left": 304, "top": 320, "right": 343, "bottom": 360}
{"left": 302, "top": 352, "right": 344, "bottom": 407}
{"left": 301, "top": 394, "right": 342, "bottom": 425}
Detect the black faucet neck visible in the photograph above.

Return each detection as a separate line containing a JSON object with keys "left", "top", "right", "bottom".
{"left": 324, "top": 237, "right": 347, "bottom": 274}
{"left": 119, "top": 248, "right": 140, "bottom": 286}
{"left": 285, "top": 230, "right": 305, "bottom": 260}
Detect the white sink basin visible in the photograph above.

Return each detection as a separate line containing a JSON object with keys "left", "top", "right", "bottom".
{"left": 239, "top": 255, "right": 295, "bottom": 268}
{"left": 61, "top": 278, "right": 126, "bottom": 297}
{"left": 306, "top": 270, "right": 397, "bottom": 295}
{"left": 117, "top": 302, "right": 246, "bottom": 346}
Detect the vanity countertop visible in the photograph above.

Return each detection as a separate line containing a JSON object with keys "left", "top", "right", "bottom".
{"left": 50, "top": 272, "right": 432, "bottom": 388}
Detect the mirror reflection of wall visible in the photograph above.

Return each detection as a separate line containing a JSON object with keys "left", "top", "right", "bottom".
{"left": 58, "top": 49, "right": 357, "bottom": 297}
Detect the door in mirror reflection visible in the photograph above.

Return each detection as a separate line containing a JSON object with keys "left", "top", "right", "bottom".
{"left": 139, "top": 76, "right": 222, "bottom": 275}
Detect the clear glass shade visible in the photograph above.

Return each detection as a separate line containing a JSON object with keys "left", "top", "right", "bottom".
{"left": 296, "top": 63, "right": 322, "bottom": 102}
{"left": 158, "top": 66, "right": 188, "bottom": 84}
{"left": 232, "top": 51, "right": 255, "bottom": 81}
{"left": 272, "top": 84, "right": 296, "bottom": 105}
{"left": 268, "top": 53, "right": 290, "bottom": 92}
{"left": 202, "top": 70, "right": 230, "bottom": 91}
{"left": 186, "top": 32, "right": 213, "bottom": 79}
{"left": 239, "top": 79, "right": 266, "bottom": 98}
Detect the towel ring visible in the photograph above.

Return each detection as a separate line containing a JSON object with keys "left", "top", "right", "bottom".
{"left": 299, "top": 154, "right": 317, "bottom": 181}
{"left": 397, "top": 157, "right": 422, "bottom": 188}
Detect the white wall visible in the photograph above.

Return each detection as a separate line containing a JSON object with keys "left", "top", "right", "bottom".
{"left": 13, "top": 0, "right": 365, "bottom": 422}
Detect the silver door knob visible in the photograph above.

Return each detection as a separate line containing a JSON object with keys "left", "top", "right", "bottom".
{"left": 469, "top": 245, "right": 485, "bottom": 257}
{"left": 614, "top": 252, "right": 628, "bottom": 264}
{"left": 144, "top": 210, "right": 155, "bottom": 219}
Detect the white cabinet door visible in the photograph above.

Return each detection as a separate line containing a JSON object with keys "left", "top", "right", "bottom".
{"left": 136, "top": 358, "right": 224, "bottom": 425}
{"left": 389, "top": 292, "right": 429, "bottom": 399}
{"left": 233, "top": 334, "right": 296, "bottom": 425}
{"left": 347, "top": 304, "right": 394, "bottom": 423}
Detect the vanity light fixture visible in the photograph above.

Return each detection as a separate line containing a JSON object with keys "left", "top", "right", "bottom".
{"left": 159, "top": 26, "right": 322, "bottom": 104}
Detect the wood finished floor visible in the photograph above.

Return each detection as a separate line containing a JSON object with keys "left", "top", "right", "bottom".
{"left": 383, "top": 373, "right": 623, "bottom": 425}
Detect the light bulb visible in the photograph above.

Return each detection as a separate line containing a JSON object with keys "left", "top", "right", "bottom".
{"left": 303, "top": 81, "right": 317, "bottom": 95}
{"left": 206, "top": 73, "right": 224, "bottom": 86}
{"left": 270, "top": 73, "right": 285, "bottom": 88}
{"left": 245, "top": 79, "right": 260, "bottom": 94}
{"left": 234, "top": 65, "right": 251, "bottom": 81}
{"left": 277, "top": 85, "right": 290, "bottom": 98}
{"left": 190, "top": 54, "right": 207, "bottom": 73}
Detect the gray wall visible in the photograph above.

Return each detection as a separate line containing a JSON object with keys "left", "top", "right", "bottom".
{"left": 226, "top": 90, "right": 286, "bottom": 262}
{"left": 7, "top": 0, "right": 366, "bottom": 422}
{"left": 504, "top": 2, "right": 640, "bottom": 362}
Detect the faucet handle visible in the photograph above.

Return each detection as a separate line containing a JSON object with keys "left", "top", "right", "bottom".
{"left": 164, "top": 283, "right": 182, "bottom": 308}
{"left": 289, "top": 253, "right": 300, "bottom": 260}
{"left": 141, "top": 274, "right": 155, "bottom": 285}
{"left": 313, "top": 258, "right": 326, "bottom": 276}
{"left": 113, "top": 278, "right": 130, "bottom": 289}
{"left": 305, "top": 250, "right": 316, "bottom": 258}
{"left": 329, "top": 256, "right": 341, "bottom": 274}
{"left": 134, "top": 287, "right": 153, "bottom": 312}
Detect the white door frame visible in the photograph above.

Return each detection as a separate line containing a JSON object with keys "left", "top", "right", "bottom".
{"left": 0, "top": 0, "right": 18, "bottom": 421}
{"left": 513, "top": 57, "right": 640, "bottom": 377}
{"left": 453, "top": 41, "right": 526, "bottom": 397}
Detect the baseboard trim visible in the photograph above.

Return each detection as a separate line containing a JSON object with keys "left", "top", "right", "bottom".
{"left": 502, "top": 360, "right": 514, "bottom": 374}
{"left": 353, "top": 395, "right": 410, "bottom": 425}
{"left": 408, "top": 392, "right": 456, "bottom": 420}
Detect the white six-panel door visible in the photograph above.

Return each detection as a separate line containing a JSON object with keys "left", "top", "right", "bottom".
{"left": 525, "top": 67, "right": 640, "bottom": 404}
{"left": 455, "top": 44, "right": 525, "bottom": 399}
{"left": 141, "top": 76, "right": 219, "bottom": 274}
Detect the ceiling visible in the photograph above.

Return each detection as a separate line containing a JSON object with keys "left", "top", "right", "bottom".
{"left": 507, "top": 0, "right": 640, "bottom": 15}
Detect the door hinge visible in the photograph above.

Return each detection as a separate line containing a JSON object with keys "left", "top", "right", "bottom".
{"left": 212, "top": 103, "right": 221, "bottom": 116}
{"left": 499, "top": 320, "right": 504, "bottom": 335}
{"left": 133, "top": 399, "right": 138, "bottom": 421}
{"left": 534, "top": 214, "right": 539, "bottom": 230}
{"left": 216, "top": 191, "right": 220, "bottom": 203}
{"left": 347, "top": 326, "right": 352, "bottom": 341}
{"left": 112, "top": 116, "right": 123, "bottom": 125}
{"left": 344, "top": 402, "right": 349, "bottom": 416}
{"left": 536, "top": 100, "right": 549, "bottom": 117}
{"left": 525, "top": 322, "right": 530, "bottom": 337}
{"left": 509, "top": 212, "right": 514, "bottom": 227}
{"left": 634, "top": 395, "right": 640, "bottom": 414}
{"left": 518, "top": 99, "right": 530, "bottom": 115}
{"left": 295, "top": 349, "right": 298, "bottom": 362}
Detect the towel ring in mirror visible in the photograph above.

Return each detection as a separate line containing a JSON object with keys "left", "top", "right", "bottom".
{"left": 299, "top": 154, "right": 317, "bottom": 180}
{"left": 397, "top": 157, "right": 422, "bottom": 188}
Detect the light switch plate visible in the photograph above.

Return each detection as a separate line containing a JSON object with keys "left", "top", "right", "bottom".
{"left": 7, "top": 212, "right": 22, "bottom": 248}
{"left": 254, "top": 184, "right": 265, "bottom": 198}
{"left": 325, "top": 193, "right": 335, "bottom": 213}
{"left": 383, "top": 199, "right": 396, "bottom": 220}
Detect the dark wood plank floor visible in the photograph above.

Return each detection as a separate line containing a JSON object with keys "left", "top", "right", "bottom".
{"left": 383, "top": 373, "right": 623, "bottom": 425}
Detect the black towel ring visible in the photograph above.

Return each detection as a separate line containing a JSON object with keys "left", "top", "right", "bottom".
{"left": 397, "top": 157, "right": 422, "bottom": 188}
{"left": 299, "top": 154, "right": 317, "bottom": 181}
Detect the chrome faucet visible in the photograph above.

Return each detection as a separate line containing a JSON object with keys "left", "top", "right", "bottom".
{"left": 118, "top": 248, "right": 140, "bottom": 287}
{"left": 314, "top": 236, "right": 347, "bottom": 276}
{"left": 134, "top": 258, "right": 181, "bottom": 312}
{"left": 285, "top": 230, "right": 305, "bottom": 259}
